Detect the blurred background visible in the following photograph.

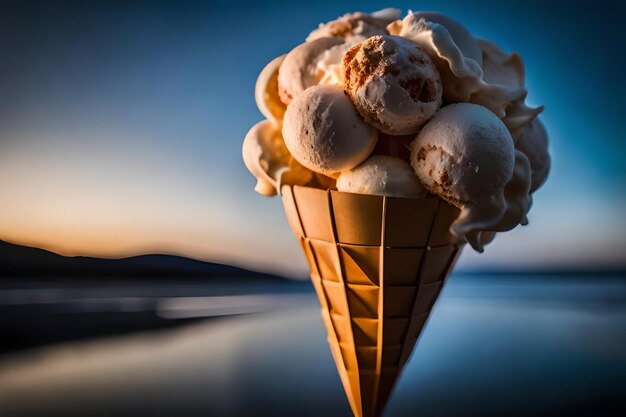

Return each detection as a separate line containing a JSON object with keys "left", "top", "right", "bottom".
{"left": 0, "top": 1, "right": 625, "bottom": 416}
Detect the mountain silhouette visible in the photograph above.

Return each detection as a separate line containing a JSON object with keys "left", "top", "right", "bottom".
{"left": 0, "top": 240, "right": 289, "bottom": 280}
{"left": 2, "top": 240, "right": 621, "bottom": 280}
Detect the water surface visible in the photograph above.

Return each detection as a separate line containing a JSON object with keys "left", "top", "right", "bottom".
{"left": 0, "top": 275, "right": 624, "bottom": 416}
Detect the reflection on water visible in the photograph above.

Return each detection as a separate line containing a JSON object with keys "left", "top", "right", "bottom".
{"left": 0, "top": 275, "right": 625, "bottom": 417}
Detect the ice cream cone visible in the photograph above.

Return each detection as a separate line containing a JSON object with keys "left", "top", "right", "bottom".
{"left": 281, "top": 184, "right": 463, "bottom": 417}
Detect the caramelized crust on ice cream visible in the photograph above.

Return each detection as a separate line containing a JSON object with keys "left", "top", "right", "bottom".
{"left": 343, "top": 35, "right": 442, "bottom": 135}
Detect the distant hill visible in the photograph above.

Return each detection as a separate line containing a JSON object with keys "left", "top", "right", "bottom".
{"left": 2, "top": 240, "right": 623, "bottom": 280}
{"left": 0, "top": 240, "right": 289, "bottom": 280}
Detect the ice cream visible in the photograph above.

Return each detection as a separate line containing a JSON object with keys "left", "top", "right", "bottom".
{"left": 388, "top": 12, "right": 483, "bottom": 103}
{"left": 336, "top": 155, "right": 428, "bottom": 198}
{"left": 492, "top": 150, "right": 532, "bottom": 231}
{"left": 308, "top": 9, "right": 403, "bottom": 88}
{"left": 410, "top": 103, "right": 516, "bottom": 250}
{"left": 255, "top": 55, "right": 287, "bottom": 126}
{"left": 242, "top": 120, "right": 313, "bottom": 196}
{"left": 343, "top": 35, "right": 443, "bottom": 135}
{"left": 314, "top": 42, "right": 354, "bottom": 86}
{"left": 278, "top": 37, "right": 344, "bottom": 105}
{"left": 516, "top": 117, "right": 550, "bottom": 193}
{"left": 246, "top": 8, "right": 549, "bottom": 246}
{"left": 243, "top": 9, "right": 551, "bottom": 417}
{"left": 282, "top": 85, "right": 378, "bottom": 177}
{"left": 478, "top": 38, "right": 522, "bottom": 88}
{"left": 306, "top": 9, "right": 400, "bottom": 42}
{"left": 391, "top": 12, "right": 542, "bottom": 140}
{"left": 479, "top": 38, "right": 543, "bottom": 139}
{"left": 388, "top": 11, "right": 483, "bottom": 66}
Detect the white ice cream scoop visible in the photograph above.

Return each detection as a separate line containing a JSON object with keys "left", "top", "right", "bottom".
{"left": 343, "top": 35, "right": 443, "bottom": 135}
{"left": 388, "top": 11, "right": 483, "bottom": 67}
{"left": 479, "top": 38, "right": 543, "bottom": 139}
{"left": 282, "top": 85, "right": 378, "bottom": 177}
{"left": 306, "top": 9, "right": 400, "bottom": 42}
{"left": 336, "top": 155, "right": 428, "bottom": 198}
{"left": 392, "top": 12, "right": 543, "bottom": 141}
{"left": 255, "top": 55, "right": 287, "bottom": 126}
{"left": 410, "top": 103, "right": 517, "bottom": 251}
{"left": 242, "top": 120, "right": 313, "bottom": 196}
{"left": 277, "top": 37, "right": 344, "bottom": 105}
{"left": 516, "top": 117, "right": 550, "bottom": 193}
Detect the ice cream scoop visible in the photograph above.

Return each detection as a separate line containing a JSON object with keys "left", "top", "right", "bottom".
{"left": 452, "top": 150, "right": 533, "bottom": 250}
{"left": 491, "top": 149, "right": 532, "bottom": 231}
{"left": 410, "top": 103, "right": 515, "bottom": 250}
{"left": 277, "top": 37, "right": 344, "bottom": 105}
{"left": 479, "top": 38, "right": 543, "bottom": 139}
{"left": 315, "top": 39, "right": 360, "bottom": 87}
{"left": 307, "top": 9, "right": 404, "bottom": 87}
{"left": 343, "top": 35, "right": 443, "bottom": 135}
{"left": 243, "top": 120, "right": 313, "bottom": 196}
{"left": 478, "top": 39, "right": 523, "bottom": 88}
{"left": 282, "top": 85, "right": 378, "bottom": 177}
{"left": 306, "top": 8, "right": 400, "bottom": 42}
{"left": 515, "top": 117, "right": 550, "bottom": 193}
{"left": 388, "top": 11, "right": 482, "bottom": 67}
{"left": 336, "top": 155, "right": 428, "bottom": 198}
{"left": 393, "top": 12, "right": 542, "bottom": 140}
{"left": 389, "top": 12, "right": 483, "bottom": 103}
{"left": 255, "top": 55, "right": 287, "bottom": 126}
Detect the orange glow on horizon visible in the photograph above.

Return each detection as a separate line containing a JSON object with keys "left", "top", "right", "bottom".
{"left": 2, "top": 130, "right": 625, "bottom": 277}
{"left": 0, "top": 134, "right": 309, "bottom": 277}
{"left": 0, "top": 226, "right": 308, "bottom": 278}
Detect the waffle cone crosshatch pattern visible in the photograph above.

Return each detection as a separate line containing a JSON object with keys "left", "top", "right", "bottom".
{"left": 281, "top": 185, "right": 464, "bottom": 417}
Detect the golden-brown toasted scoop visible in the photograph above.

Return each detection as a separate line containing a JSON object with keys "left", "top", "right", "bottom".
{"left": 255, "top": 55, "right": 287, "bottom": 126}
{"left": 277, "top": 37, "right": 344, "bottom": 105}
{"left": 343, "top": 35, "right": 443, "bottom": 135}
{"left": 389, "top": 12, "right": 483, "bottom": 103}
{"left": 410, "top": 103, "right": 518, "bottom": 252}
{"left": 282, "top": 85, "right": 378, "bottom": 177}
{"left": 280, "top": 184, "right": 462, "bottom": 417}
{"left": 306, "top": 8, "right": 400, "bottom": 42}
{"left": 515, "top": 117, "right": 550, "bottom": 193}
{"left": 242, "top": 120, "right": 313, "bottom": 196}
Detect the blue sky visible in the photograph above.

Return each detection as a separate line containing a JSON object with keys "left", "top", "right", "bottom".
{"left": 0, "top": 1, "right": 624, "bottom": 276}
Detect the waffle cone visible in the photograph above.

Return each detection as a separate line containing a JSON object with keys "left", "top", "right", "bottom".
{"left": 281, "top": 185, "right": 463, "bottom": 417}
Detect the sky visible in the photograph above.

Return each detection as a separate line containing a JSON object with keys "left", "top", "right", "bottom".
{"left": 1, "top": 0, "right": 625, "bottom": 277}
